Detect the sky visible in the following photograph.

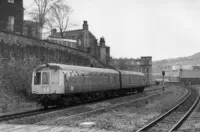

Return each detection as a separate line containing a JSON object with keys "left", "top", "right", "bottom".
{"left": 24, "top": 0, "right": 200, "bottom": 61}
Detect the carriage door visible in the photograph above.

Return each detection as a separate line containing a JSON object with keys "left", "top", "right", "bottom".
{"left": 51, "top": 70, "right": 60, "bottom": 93}
{"left": 42, "top": 71, "right": 51, "bottom": 94}
{"left": 64, "top": 72, "right": 70, "bottom": 93}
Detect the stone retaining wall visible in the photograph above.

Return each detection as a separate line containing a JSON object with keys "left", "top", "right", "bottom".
{"left": 0, "top": 31, "right": 104, "bottom": 98}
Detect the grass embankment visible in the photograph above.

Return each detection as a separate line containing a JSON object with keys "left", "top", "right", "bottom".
{"left": 0, "top": 57, "right": 40, "bottom": 114}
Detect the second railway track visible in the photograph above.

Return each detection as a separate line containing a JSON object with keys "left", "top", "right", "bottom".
{"left": 136, "top": 86, "right": 200, "bottom": 132}
{"left": 0, "top": 107, "right": 60, "bottom": 122}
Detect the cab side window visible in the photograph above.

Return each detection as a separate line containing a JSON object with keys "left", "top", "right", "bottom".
{"left": 34, "top": 72, "right": 41, "bottom": 85}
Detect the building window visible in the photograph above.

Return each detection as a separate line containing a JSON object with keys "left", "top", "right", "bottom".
{"left": 131, "top": 61, "right": 135, "bottom": 65}
{"left": 78, "top": 39, "right": 81, "bottom": 46}
{"left": 8, "top": 0, "right": 14, "bottom": 3}
{"left": 7, "top": 16, "right": 15, "bottom": 31}
{"left": 32, "top": 28, "right": 36, "bottom": 37}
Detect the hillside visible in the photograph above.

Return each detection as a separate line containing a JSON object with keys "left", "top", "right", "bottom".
{"left": 153, "top": 52, "right": 200, "bottom": 73}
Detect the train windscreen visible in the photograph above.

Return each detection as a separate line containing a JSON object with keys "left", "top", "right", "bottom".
{"left": 42, "top": 72, "right": 50, "bottom": 85}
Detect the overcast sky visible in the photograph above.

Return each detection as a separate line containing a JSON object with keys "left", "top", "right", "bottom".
{"left": 24, "top": 0, "right": 200, "bottom": 61}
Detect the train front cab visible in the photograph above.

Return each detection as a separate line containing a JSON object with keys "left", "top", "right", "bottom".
{"left": 32, "top": 66, "right": 64, "bottom": 107}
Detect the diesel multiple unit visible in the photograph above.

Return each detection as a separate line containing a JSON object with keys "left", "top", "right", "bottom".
{"left": 32, "top": 63, "right": 148, "bottom": 108}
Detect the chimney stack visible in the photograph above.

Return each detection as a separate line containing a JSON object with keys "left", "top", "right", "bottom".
{"left": 83, "top": 21, "right": 88, "bottom": 30}
{"left": 51, "top": 29, "right": 57, "bottom": 36}
{"left": 99, "top": 37, "right": 105, "bottom": 47}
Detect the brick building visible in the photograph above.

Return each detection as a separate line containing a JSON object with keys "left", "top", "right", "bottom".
{"left": 179, "top": 70, "right": 200, "bottom": 85}
{"left": 140, "top": 56, "right": 152, "bottom": 85}
{"left": 98, "top": 37, "right": 110, "bottom": 65}
{"left": 50, "top": 21, "right": 110, "bottom": 65}
{"left": 0, "top": 0, "right": 24, "bottom": 34}
{"left": 178, "top": 65, "right": 200, "bottom": 85}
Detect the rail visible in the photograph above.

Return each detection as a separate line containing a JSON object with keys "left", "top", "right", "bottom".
{"left": 136, "top": 86, "right": 199, "bottom": 132}
{"left": 169, "top": 87, "right": 200, "bottom": 131}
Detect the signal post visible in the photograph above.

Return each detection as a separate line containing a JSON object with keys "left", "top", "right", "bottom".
{"left": 162, "top": 70, "right": 165, "bottom": 91}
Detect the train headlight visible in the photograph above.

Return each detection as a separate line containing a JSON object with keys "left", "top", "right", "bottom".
{"left": 43, "top": 86, "right": 50, "bottom": 93}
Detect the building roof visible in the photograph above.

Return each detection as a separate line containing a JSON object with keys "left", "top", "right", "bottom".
{"left": 63, "top": 29, "right": 83, "bottom": 34}
{"left": 180, "top": 70, "right": 200, "bottom": 78}
{"left": 47, "top": 37, "right": 77, "bottom": 43}
{"left": 51, "top": 21, "right": 96, "bottom": 39}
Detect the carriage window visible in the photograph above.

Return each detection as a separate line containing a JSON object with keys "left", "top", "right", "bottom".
{"left": 114, "top": 76, "right": 116, "bottom": 82}
{"left": 34, "top": 72, "right": 41, "bottom": 85}
{"left": 42, "top": 72, "right": 50, "bottom": 84}
{"left": 51, "top": 70, "right": 59, "bottom": 84}
{"left": 107, "top": 75, "right": 110, "bottom": 83}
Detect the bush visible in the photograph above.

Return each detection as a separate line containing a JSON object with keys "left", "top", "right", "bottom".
{"left": 1, "top": 56, "right": 41, "bottom": 99}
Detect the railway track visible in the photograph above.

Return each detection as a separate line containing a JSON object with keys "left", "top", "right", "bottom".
{"left": 0, "top": 107, "right": 60, "bottom": 122}
{"left": 0, "top": 87, "right": 161, "bottom": 123}
{"left": 136, "top": 86, "right": 200, "bottom": 132}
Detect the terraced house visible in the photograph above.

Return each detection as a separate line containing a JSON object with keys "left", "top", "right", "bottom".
{"left": 0, "top": 0, "right": 24, "bottom": 34}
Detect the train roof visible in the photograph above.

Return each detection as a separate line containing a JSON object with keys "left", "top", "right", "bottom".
{"left": 34, "top": 63, "right": 119, "bottom": 74}
{"left": 119, "top": 70, "right": 145, "bottom": 76}
{"left": 34, "top": 63, "right": 145, "bottom": 76}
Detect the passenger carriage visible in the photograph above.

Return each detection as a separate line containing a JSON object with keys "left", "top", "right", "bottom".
{"left": 32, "top": 63, "right": 120, "bottom": 107}
{"left": 119, "top": 70, "right": 146, "bottom": 93}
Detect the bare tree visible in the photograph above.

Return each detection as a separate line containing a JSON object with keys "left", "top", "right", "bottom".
{"left": 47, "top": 2, "right": 77, "bottom": 37}
{"left": 29, "top": 0, "right": 64, "bottom": 38}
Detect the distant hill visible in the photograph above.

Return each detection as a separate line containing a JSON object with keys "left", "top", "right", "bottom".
{"left": 153, "top": 52, "right": 200, "bottom": 73}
